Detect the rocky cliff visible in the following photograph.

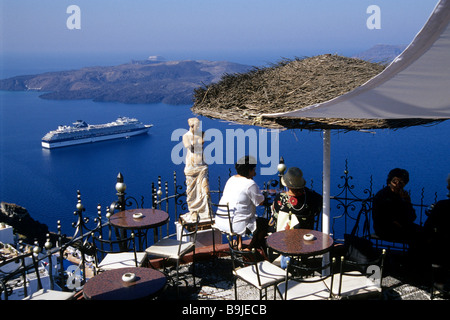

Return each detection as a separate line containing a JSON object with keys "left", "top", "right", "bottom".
{"left": 0, "top": 202, "right": 52, "bottom": 246}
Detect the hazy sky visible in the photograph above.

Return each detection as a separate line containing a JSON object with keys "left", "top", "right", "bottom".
{"left": 0, "top": 0, "right": 441, "bottom": 65}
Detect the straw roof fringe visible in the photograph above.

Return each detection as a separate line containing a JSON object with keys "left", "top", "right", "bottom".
{"left": 192, "top": 54, "right": 441, "bottom": 130}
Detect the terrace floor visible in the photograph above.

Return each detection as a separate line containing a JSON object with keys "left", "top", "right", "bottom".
{"left": 149, "top": 243, "right": 449, "bottom": 301}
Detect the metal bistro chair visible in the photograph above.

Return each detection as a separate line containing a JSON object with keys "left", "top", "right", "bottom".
{"left": 228, "top": 236, "right": 285, "bottom": 300}
{"left": 1, "top": 249, "right": 75, "bottom": 300}
{"left": 90, "top": 229, "right": 147, "bottom": 274}
{"left": 145, "top": 214, "right": 200, "bottom": 296}
{"left": 22, "top": 249, "right": 76, "bottom": 300}
{"left": 1, "top": 252, "right": 36, "bottom": 300}
{"left": 277, "top": 256, "right": 338, "bottom": 300}
{"left": 333, "top": 249, "right": 387, "bottom": 300}
{"left": 209, "top": 201, "right": 237, "bottom": 255}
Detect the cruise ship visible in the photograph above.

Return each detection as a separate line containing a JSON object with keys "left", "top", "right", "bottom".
{"left": 41, "top": 117, "right": 153, "bottom": 149}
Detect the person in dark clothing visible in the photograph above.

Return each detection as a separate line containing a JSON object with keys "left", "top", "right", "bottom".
{"left": 424, "top": 174, "right": 450, "bottom": 289}
{"left": 372, "top": 168, "right": 429, "bottom": 280}
{"left": 372, "top": 168, "right": 423, "bottom": 243}
{"left": 270, "top": 167, "right": 323, "bottom": 231}
{"left": 269, "top": 166, "right": 322, "bottom": 268}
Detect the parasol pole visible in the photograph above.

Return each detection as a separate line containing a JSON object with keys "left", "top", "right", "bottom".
{"left": 322, "top": 129, "right": 331, "bottom": 235}
{"left": 322, "top": 129, "right": 331, "bottom": 275}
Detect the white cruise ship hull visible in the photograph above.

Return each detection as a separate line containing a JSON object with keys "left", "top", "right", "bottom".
{"left": 42, "top": 127, "right": 151, "bottom": 149}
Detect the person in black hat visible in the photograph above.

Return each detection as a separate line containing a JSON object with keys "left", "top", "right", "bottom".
{"left": 270, "top": 167, "right": 323, "bottom": 231}
{"left": 269, "top": 166, "right": 322, "bottom": 268}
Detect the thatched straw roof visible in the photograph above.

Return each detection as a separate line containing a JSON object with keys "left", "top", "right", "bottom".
{"left": 192, "top": 54, "right": 440, "bottom": 130}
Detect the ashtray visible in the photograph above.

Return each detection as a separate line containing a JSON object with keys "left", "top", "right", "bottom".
{"left": 303, "top": 233, "right": 315, "bottom": 241}
{"left": 122, "top": 272, "right": 136, "bottom": 283}
{"left": 132, "top": 212, "right": 143, "bottom": 219}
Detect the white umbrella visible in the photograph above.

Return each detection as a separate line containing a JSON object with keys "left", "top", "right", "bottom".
{"left": 193, "top": 0, "right": 450, "bottom": 235}
{"left": 261, "top": 0, "right": 450, "bottom": 234}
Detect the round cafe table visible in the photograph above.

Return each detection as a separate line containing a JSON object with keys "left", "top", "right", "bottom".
{"left": 266, "top": 228, "right": 334, "bottom": 257}
{"left": 110, "top": 208, "right": 169, "bottom": 230}
{"left": 83, "top": 267, "right": 167, "bottom": 300}
{"left": 109, "top": 208, "right": 169, "bottom": 249}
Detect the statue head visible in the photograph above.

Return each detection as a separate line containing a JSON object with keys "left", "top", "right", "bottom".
{"left": 188, "top": 118, "right": 201, "bottom": 134}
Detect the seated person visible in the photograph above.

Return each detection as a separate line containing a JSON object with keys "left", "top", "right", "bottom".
{"left": 270, "top": 167, "right": 323, "bottom": 231}
{"left": 372, "top": 168, "right": 423, "bottom": 244}
{"left": 215, "top": 155, "right": 266, "bottom": 251}
{"left": 424, "top": 174, "right": 450, "bottom": 289}
{"left": 270, "top": 167, "right": 322, "bottom": 269}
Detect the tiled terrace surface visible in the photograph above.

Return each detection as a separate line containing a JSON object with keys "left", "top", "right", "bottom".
{"left": 153, "top": 248, "right": 448, "bottom": 301}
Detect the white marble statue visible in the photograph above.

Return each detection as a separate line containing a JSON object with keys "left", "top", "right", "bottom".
{"left": 182, "top": 118, "right": 210, "bottom": 221}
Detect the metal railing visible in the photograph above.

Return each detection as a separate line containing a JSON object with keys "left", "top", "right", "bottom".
{"left": 1, "top": 159, "right": 439, "bottom": 298}
{"left": 330, "top": 160, "right": 438, "bottom": 242}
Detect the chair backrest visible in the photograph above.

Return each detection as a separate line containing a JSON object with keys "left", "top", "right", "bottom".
{"left": 209, "top": 201, "right": 234, "bottom": 234}
{"left": 29, "top": 251, "right": 46, "bottom": 293}
{"left": 0, "top": 252, "right": 32, "bottom": 300}
{"left": 227, "top": 236, "right": 264, "bottom": 286}
{"left": 303, "top": 188, "right": 323, "bottom": 231}
{"left": 338, "top": 248, "right": 387, "bottom": 295}
{"left": 0, "top": 250, "right": 50, "bottom": 300}
{"left": 284, "top": 255, "right": 337, "bottom": 300}
{"left": 178, "top": 214, "right": 200, "bottom": 254}
{"left": 90, "top": 230, "right": 138, "bottom": 268}
{"left": 312, "top": 209, "right": 321, "bottom": 231}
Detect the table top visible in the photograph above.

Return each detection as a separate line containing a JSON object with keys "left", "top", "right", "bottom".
{"left": 109, "top": 208, "right": 169, "bottom": 230}
{"left": 83, "top": 267, "right": 167, "bottom": 300}
{"left": 266, "top": 229, "right": 334, "bottom": 257}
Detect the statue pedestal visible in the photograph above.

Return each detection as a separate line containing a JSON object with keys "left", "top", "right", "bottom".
{"left": 175, "top": 215, "right": 222, "bottom": 248}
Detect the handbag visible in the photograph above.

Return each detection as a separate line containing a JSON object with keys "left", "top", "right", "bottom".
{"left": 344, "top": 203, "right": 379, "bottom": 264}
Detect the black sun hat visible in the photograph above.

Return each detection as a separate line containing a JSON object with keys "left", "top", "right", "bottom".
{"left": 281, "top": 167, "right": 306, "bottom": 189}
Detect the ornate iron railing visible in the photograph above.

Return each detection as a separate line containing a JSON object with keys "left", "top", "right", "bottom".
{"left": 1, "top": 159, "right": 440, "bottom": 299}
{"left": 330, "top": 160, "right": 438, "bottom": 242}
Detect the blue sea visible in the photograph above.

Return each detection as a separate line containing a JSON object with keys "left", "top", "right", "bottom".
{"left": 1, "top": 53, "right": 449, "bottom": 238}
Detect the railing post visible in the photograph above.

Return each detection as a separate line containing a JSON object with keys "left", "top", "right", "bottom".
{"left": 277, "top": 156, "right": 286, "bottom": 188}
{"left": 115, "top": 173, "right": 127, "bottom": 211}
{"left": 44, "top": 234, "right": 54, "bottom": 290}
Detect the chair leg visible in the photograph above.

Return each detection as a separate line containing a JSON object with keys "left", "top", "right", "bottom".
{"left": 234, "top": 278, "right": 238, "bottom": 300}
{"left": 176, "top": 259, "right": 180, "bottom": 297}
{"left": 192, "top": 249, "right": 196, "bottom": 289}
{"left": 212, "top": 229, "right": 216, "bottom": 257}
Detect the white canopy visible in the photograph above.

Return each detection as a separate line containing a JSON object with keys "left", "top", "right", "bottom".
{"left": 261, "top": 0, "right": 450, "bottom": 236}
{"left": 262, "top": 0, "right": 450, "bottom": 121}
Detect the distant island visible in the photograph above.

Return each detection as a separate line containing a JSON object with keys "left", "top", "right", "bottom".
{"left": 0, "top": 57, "right": 252, "bottom": 105}
{"left": 0, "top": 45, "right": 405, "bottom": 105}
{"left": 352, "top": 44, "right": 407, "bottom": 64}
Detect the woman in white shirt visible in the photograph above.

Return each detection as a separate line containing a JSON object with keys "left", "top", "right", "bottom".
{"left": 215, "top": 156, "right": 265, "bottom": 250}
